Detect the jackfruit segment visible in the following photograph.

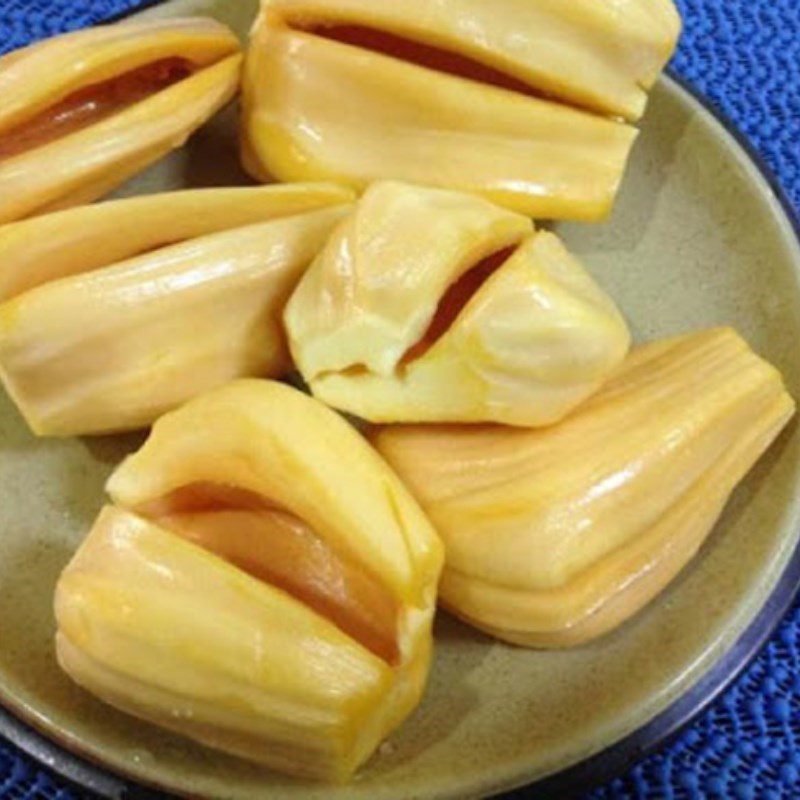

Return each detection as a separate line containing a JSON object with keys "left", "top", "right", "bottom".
{"left": 55, "top": 506, "right": 399, "bottom": 780}
{"left": 0, "top": 58, "right": 195, "bottom": 161}
{"left": 374, "top": 328, "right": 795, "bottom": 647}
{"left": 55, "top": 381, "right": 443, "bottom": 779}
{"left": 241, "top": 22, "right": 638, "bottom": 221}
{"left": 265, "top": 0, "right": 682, "bottom": 120}
{"left": 106, "top": 380, "right": 443, "bottom": 606}
{"left": 285, "top": 182, "right": 534, "bottom": 383}
{"left": 286, "top": 182, "right": 630, "bottom": 425}
{"left": 293, "top": 25, "right": 552, "bottom": 104}
{"left": 0, "top": 18, "right": 242, "bottom": 222}
{"left": 0, "top": 183, "right": 355, "bottom": 302}
{"left": 0, "top": 16, "right": 238, "bottom": 143}
{"left": 401, "top": 246, "right": 517, "bottom": 365}
{"left": 143, "top": 482, "right": 400, "bottom": 664}
{"left": 0, "top": 205, "right": 349, "bottom": 435}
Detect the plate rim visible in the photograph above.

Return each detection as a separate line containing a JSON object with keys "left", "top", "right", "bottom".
{"left": 0, "top": 23, "right": 799, "bottom": 799}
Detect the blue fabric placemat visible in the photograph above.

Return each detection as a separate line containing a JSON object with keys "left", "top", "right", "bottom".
{"left": 1, "top": 0, "right": 799, "bottom": 798}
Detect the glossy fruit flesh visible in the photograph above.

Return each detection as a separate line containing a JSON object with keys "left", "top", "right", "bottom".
{"left": 55, "top": 381, "right": 443, "bottom": 779}
{"left": 285, "top": 182, "right": 630, "bottom": 425}
{"left": 301, "top": 24, "right": 551, "bottom": 104}
{"left": 142, "top": 482, "right": 400, "bottom": 664}
{"left": 374, "top": 328, "right": 796, "bottom": 646}
{"left": 0, "top": 58, "right": 194, "bottom": 162}
{"left": 402, "top": 246, "right": 516, "bottom": 364}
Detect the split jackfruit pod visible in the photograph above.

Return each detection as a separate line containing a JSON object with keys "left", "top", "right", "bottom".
{"left": 0, "top": 184, "right": 353, "bottom": 436}
{"left": 375, "top": 329, "right": 795, "bottom": 647}
{"left": 0, "top": 17, "right": 243, "bottom": 224}
{"left": 242, "top": 0, "right": 681, "bottom": 220}
{"left": 55, "top": 380, "right": 443, "bottom": 780}
{"left": 285, "top": 181, "right": 630, "bottom": 426}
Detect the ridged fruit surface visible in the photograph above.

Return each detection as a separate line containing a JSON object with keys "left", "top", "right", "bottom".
{"left": 0, "top": 185, "right": 353, "bottom": 435}
{"left": 242, "top": 0, "right": 680, "bottom": 219}
{"left": 0, "top": 17, "right": 243, "bottom": 223}
{"left": 285, "top": 182, "right": 630, "bottom": 425}
{"left": 55, "top": 380, "right": 443, "bottom": 780}
{"left": 263, "top": 0, "right": 681, "bottom": 121}
{"left": 374, "top": 328, "right": 795, "bottom": 647}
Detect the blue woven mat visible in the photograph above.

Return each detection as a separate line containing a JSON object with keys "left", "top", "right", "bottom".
{"left": 1, "top": 0, "right": 800, "bottom": 798}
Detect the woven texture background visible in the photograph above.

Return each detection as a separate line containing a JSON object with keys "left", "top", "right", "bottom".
{"left": 1, "top": 0, "right": 800, "bottom": 797}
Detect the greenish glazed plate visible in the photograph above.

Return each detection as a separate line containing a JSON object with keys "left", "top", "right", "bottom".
{"left": 1, "top": 1, "right": 799, "bottom": 798}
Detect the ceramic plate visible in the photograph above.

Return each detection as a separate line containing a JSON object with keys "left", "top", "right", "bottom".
{"left": 1, "top": 2, "right": 799, "bottom": 798}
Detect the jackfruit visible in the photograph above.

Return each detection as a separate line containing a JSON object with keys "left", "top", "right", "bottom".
{"left": 0, "top": 17, "right": 243, "bottom": 224}
{"left": 55, "top": 379, "right": 443, "bottom": 780}
{"left": 285, "top": 182, "right": 630, "bottom": 425}
{"left": 242, "top": 0, "right": 680, "bottom": 220}
{"left": 374, "top": 328, "right": 795, "bottom": 647}
{"left": 0, "top": 185, "right": 353, "bottom": 435}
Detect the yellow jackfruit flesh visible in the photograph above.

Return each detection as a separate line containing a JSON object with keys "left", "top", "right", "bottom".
{"left": 55, "top": 380, "right": 443, "bottom": 780}
{"left": 242, "top": 0, "right": 680, "bottom": 220}
{"left": 285, "top": 182, "right": 630, "bottom": 425}
{"left": 0, "top": 184, "right": 353, "bottom": 436}
{"left": 374, "top": 328, "right": 795, "bottom": 647}
{"left": 0, "top": 17, "right": 243, "bottom": 224}
{"left": 261, "top": 0, "right": 680, "bottom": 122}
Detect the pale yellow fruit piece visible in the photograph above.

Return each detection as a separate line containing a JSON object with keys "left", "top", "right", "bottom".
{"left": 374, "top": 328, "right": 795, "bottom": 647}
{"left": 158, "top": 506, "right": 401, "bottom": 664}
{"left": 56, "top": 380, "right": 443, "bottom": 780}
{"left": 107, "top": 380, "right": 442, "bottom": 604}
{"left": 242, "top": 21, "right": 638, "bottom": 221}
{"left": 55, "top": 506, "right": 395, "bottom": 780}
{"left": 285, "top": 182, "right": 534, "bottom": 379}
{"left": 0, "top": 18, "right": 242, "bottom": 223}
{"left": 285, "top": 182, "right": 630, "bottom": 425}
{"left": 266, "top": 0, "right": 681, "bottom": 120}
{"left": 0, "top": 195, "right": 350, "bottom": 436}
{"left": 0, "top": 183, "right": 354, "bottom": 301}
